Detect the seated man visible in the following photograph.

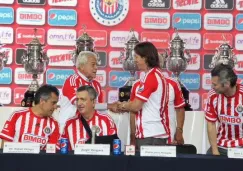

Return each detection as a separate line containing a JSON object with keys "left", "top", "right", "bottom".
{"left": 61, "top": 85, "right": 118, "bottom": 150}
{"left": 0, "top": 85, "right": 60, "bottom": 150}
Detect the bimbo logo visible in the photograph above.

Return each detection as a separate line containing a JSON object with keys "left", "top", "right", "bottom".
{"left": 48, "top": 9, "right": 77, "bottom": 26}
{"left": 179, "top": 73, "right": 200, "bottom": 90}
{"left": 15, "top": 67, "right": 43, "bottom": 85}
{"left": 204, "top": 13, "right": 233, "bottom": 30}
{"left": 0, "top": 67, "right": 12, "bottom": 84}
{"left": 17, "top": 8, "right": 45, "bottom": 25}
{"left": 109, "top": 71, "right": 131, "bottom": 88}
{"left": 219, "top": 115, "right": 243, "bottom": 125}
{"left": 142, "top": 12, "right": 170, "bottom": 29}
{"left": 173, "top": 0, "right": 202, "bottom": 10}
{"left": 23, "top": 134, "right": 48, "bottom": 145}
{"left": 172, "top": 13, "right": 201, "bottom": 30}
{"left": 0, "top": 7, "right": 14, "bottom": 24}
{"left": 46, "top": 69, "right": 75, "bottom": 86}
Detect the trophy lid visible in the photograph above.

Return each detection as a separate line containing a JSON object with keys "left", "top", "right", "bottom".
{"left": 25, "top": 28, "right": 44, "bottom": 47}
{"left": 76, "top": 25, "right": 94, "bottom": 43}
{"left": 171, "top": 29, "right": 185, "bottom": 44}
{"left": 125, "top": 29, "right": 139, "bottom": 45}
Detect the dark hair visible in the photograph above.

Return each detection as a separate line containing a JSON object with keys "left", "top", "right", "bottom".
{"left": 77, "top": 85, "right": 97, "bottom": 100}
{"left": 34, "top": 84, "right": 59, "bottom": 104}
{"left": 134, "top": 42, "right": 159, "bottom": 68}
{"left": 211, "top": 64, "right": 237, "bottom": 87}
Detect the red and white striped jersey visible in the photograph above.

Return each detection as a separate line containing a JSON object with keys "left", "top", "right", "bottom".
{"left": 101, "top": 0, "right": 119, "bottom": 15}
{"left": 61, "top": 110, "right": 117, "bottom": 150}
{"left": 205, "top": 84, "right": 243, "bottom": 148}
{"left": 59, "top": 70, "right": 103, "bottom": 129}
{"left": 131, "top": 77, "right": 185, "bottom": 142}
{"left": 131, "top": 67, "right": 169, "bottom": 139}
{"left": 0, "top": 108, "right": 60, "bottom": 150}
{"left": 165, "top": 77, "right": 185, "bottom": 144}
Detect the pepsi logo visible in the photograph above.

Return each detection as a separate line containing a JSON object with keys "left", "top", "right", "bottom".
{"left": 113, "top": 144, "right": 119, "bottom": 149}
{"left": 61, "top": 143, "right": 67, "bottom": 148}
{"left": 48, "top": 73, "right": 55, "bottom": 79}
{"left": 238, "top": 18, "right": 243, "bottom": 24}
{"left": 174, "top": 17, "right": 181, "bottom": 23}
{"left": 49, "top": 13, "right": 57, "bottom": 19}
{"left": 111, "top": 75, "right": 117, "bottom": 81}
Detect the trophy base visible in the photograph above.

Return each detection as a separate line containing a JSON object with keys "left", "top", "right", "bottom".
{"left": 119, "top": 85, "right": 132, "bottom": 102}
{"left": 21, "top": 90, "right": 35, "bottom": 107}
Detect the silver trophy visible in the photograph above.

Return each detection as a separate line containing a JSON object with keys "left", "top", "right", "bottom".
{"left": 165, "top": 30, "right": 191, "bottom": 80}
{"left": 209, "top": 35, "right": 236, "bottom": 69}
{"left": 72, "top": 25, "right": 99, "bottom": 65}
{"left": 21, "top": 28, "right": 49, "bottom": 107}
{"left": 0, "top": 42, "right": 8, "bottom": 71}
{"left": 119, "top": 29, "right": 139, "bottom": 102}
{"left": 164, "top": 29, "right": 193, "bottom": 110}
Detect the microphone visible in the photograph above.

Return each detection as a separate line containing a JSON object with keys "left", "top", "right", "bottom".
{"left": 91, "top": 126, "right": 99, "bottom": 144}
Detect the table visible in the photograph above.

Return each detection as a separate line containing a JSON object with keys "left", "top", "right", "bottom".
{"left": 0, "top": 151, "right": 242, "bottom": 171}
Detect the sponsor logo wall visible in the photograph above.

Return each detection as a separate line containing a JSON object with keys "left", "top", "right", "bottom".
{"left": 0, "top": 0, "right": 243, "bottom": 110}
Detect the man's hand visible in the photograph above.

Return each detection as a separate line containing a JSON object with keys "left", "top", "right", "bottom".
{"left": 108, "top": 102, "right": 119, "bottom": 113}
{"left": 212, "top": 148, "right": 220, "bottom": 155}
{"left": 173, "top": 129, "right": 184, "bottom": 145}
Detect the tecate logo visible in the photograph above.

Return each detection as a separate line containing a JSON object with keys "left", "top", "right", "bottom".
{"left": 0, "top": 7, "right": 14, "bottom": 24}
{"left": 48, "top": 0, "right": 77, "bottom": 6}
{"left": 172, "top": 13, "right": 201, "bottom": 30}
{"left": 0, "top": 67, "right": 12, "bottom": 84}
{"left": 142, "top": 12, "right": 170, "bottom": 29}
{"left": 235, "top": 55, "right": 243, "bottom": 71}
{"left": 187, "top": 53, "right": 200, "bottom": 70}
{"left": 109, "top": 71, "right": 131, "bottom": 88}
{"left": 204, "top": 13, "right": 233, "bottom": 30}
{"left": 179, "top": 73, "right": 200, "bottom": 90}
{"left": 173, "top": 0, "right": 202, "bottom": 10}
{"left": 46, "top": 69, "right": 75, "bottom": 86}
{"left": 109, "top": 51, "right": 123, "bottom": 68}
{"left": 17, "top": 8, "right": 45, "bottom": 25}
{"left": 48, "top": 9, "right": 77, "bottom": 26}
{"left": 47, "top": 49, "right": 73, "bottom": 66}
{"left": 236, "top": 0, "right": 243, "bottom": 10}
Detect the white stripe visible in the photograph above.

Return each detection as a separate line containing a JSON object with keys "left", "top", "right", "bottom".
{"left": 230, "top": 97, "right": 235, "bottom": 140}
{"left": 38, "top": 119, "right": 44, "bottom": 136}
{"left": 223, "top": 96, "right": 228, "bottom": 140}
{"left": 24, "top": 112, "right": 30, "bottom": 133}
{"left": 68, "top": 125, "right": 74, "bottom": 150}
{"left": 101, "top": 120, "right": 107, "bottom": 135}
{"left": 136, "top": 94, "right": 148, "bottom": 101}
{"left": 0, "top": 133, "right": 14, "bottom": 141}
{"left": 76, "top": 119, "right": 80, "bottom": 142}
{"left": 14, "top": 116, "right": 22, "bottom": 142}
{"left": 31, "top": 117, "right": 37, "bottom": 134}
{"left": 240, "top": 94, "right": 243, "bottom": 138}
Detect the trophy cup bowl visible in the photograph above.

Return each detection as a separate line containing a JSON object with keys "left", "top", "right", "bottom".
{"left": 118, "top": 30, "right": 139, "bottom": 102}
{"left": 21, "top": 33, "right": 49, "bottom": 107}
{"left": 165, "top": 29, "right": 193, "bottom": 111}
{"left": 209, "top": 42, "right": 236, "bottom": 69}
{"left": 72, "top": 25, "right": 96, "bottom": 65}
{"left": 0, "top": 43, "right": 8, "bottom": 71}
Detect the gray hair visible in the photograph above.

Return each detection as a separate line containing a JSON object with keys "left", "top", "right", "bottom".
{"left": 77, "top": 85, "right": 97, "bottom": 101}
{"left": 76, "top": 51, "right": 97, "bottom": 69}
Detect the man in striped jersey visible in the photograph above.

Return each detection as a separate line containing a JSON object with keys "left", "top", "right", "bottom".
{"left": 205, "top": 64, "right": 242, "bottom": 155}
{"left": 0, "top": 85, "right": 60, "bottom": 150}
{"left": 61, "top": 85, "right": 117, "bottom": 150}
{"left": 59, "top": 51, "right": 118, "bottom": 133}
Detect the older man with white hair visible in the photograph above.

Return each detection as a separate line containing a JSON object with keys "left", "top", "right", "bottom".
{"left": 58, "top": 51, "right": 118, "bottom": 133}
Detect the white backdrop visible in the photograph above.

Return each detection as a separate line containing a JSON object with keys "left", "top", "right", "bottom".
{"left": 0, "top": 107, "right": 209, "bottom": 153}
